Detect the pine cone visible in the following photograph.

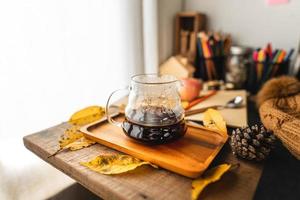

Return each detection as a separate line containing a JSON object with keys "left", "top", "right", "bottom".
{"left": 230, "top": 124, "right": 276, "bottom": 161}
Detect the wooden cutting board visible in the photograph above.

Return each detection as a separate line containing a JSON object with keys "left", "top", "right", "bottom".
{"left": 186, "top": 90, "right": 248, "bottom": 127}
{"left": 81, "top": 116, "right": 228, "bottom": 178}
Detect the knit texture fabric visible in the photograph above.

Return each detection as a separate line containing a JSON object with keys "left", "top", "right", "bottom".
{"left": 257, "top": 76, "right": 300, "bottom": 159}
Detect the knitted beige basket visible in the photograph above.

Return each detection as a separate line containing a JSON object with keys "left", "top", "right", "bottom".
{"left": 257, "top": 76, "right": 300, "bottom": 160}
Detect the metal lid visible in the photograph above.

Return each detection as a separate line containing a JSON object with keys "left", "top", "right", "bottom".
{"left": 230, "top": 46, "right": 251, "bottom": 55}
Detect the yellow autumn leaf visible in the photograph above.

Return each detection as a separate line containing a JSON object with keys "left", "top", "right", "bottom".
{"left": 63, "top": 137, "right": 96, "bottom": 151}
{"left": 49, "top": 126, "right": 94, "bottom": 157}
{"left": 49, "top": 106, "right": 105, "bottom": 158}
{"left": 69, "top": 105, "right": 105, "bottom": 126}
{"left": 181, "top": 101, "right": 189, "bottom": 109}
{"left": 59, "top": 125, "right": 84, "bottom": 148}
{"left": 81, "top": 154, "right": 157, "bottom": 175}
{"left": 191, "top": 164, "right": 231, "bottom": 200}
{"left": 203, "top": 108, "right": 227, "bottom": 135}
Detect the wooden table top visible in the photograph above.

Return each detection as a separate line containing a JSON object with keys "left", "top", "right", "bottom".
{"left": 23, "top": 121, "right": 263, "bottom": 200}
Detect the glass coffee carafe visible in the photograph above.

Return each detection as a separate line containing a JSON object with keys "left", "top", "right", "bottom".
{"left": 106, "top": 74, "right": 186, "bottom": 145}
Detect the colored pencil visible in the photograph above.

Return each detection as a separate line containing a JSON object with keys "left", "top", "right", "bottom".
{"left": 196, "top": 31, "right": 231, "bottom": 80}
{"left": 185, "top": 90, "right": 218, "bottom": 110}
{"left": 252, "top": 44, "right": 292, "bottom": 84}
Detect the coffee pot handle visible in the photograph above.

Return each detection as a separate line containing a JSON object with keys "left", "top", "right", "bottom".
{"left": 106, "top": 87, "right": 129, "bottom": 128}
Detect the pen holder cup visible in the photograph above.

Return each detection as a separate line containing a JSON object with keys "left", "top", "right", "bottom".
{"left": 246, "top": 60, "right": 290, "bottom": 94}
{"left": 194, "top": 56, "right": 226, "bottom": 81}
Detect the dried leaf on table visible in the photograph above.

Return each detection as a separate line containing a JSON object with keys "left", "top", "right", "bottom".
{"left": 63, "top": 136, "right": 96, "bottom": 151}
{"left": 203, "top": 108, "right": 227, "bottom": 136}
{"left": 49, "top": 126, "right": 92, "bottom": 157}
{"left": 49, "top": 106, "right": 105, "bottom": 158}
{"left": 69, "top": 105, "right": 105, "bottom": 126}
{"left": 191, "top": 164, "right": 234, "bottom": 200}
{"left": 81, "top": 154, "right": 158, "bottom": 175}
{"left": 59, "top": 125, "right": 84, "bottom": 148}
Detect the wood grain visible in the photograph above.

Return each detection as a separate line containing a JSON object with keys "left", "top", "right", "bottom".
{"left": 23, "top": 122, "right": 263, "bottom": 200}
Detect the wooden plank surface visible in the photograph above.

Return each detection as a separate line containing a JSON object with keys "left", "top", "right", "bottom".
{"left": 23, "top": 122, "right": 263, "bottom": 200}
{"left": 81, "top": 116, "right": 227, "bottom": 178}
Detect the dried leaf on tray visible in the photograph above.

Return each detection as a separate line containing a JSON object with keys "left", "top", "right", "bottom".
{"left": 203, "top": 108, "right": 227, "bottom": 136}
{"left": 69, "top": 105, "right": 105, "bottom": 126}
{"left": 81, "top": 154, "right": 158, "bottom": 175}
{"left": 192, "top": 164, "right": 234, "bottom": 200}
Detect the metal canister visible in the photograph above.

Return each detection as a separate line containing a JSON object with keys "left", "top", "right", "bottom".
{"left": 226, "top": 46, "right": 251, "bottom": 89}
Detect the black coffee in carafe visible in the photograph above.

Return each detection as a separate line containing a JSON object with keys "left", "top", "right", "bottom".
{"left": 122, "top": 106, "right": 187, "bottom": 144}
{"left": 106, "top": 74, "right": 186, "bottom": 144}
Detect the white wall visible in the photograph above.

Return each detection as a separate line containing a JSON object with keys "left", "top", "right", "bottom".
{"left": 0, "top": 0, "right": 143, "bottom": 138}
{"left": 158, "top": 0, "right": 183, "bottom": 64}
{"left": 184, "top": 0, "right": 300, "bottom": 55}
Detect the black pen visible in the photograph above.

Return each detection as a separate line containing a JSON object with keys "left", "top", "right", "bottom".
{"left": 284, "top": 49, "right": 294, "bottom": 62}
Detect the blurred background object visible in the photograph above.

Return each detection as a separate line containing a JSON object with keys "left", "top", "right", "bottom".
{"left": 226, "top": 46, "right": 252, "bottom": 89}
{"left": 160, "top": 55, "right": 195, "bottom": 78}
{"left": 292, "top": 41, "right": 300, "bottom": 78}
{"left": 174, "top": 12, "right": 206, "bottom": 63}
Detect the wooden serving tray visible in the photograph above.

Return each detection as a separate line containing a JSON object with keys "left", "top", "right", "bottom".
{"left": 81, "top": 116, "right": 228, "bottom": 178}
